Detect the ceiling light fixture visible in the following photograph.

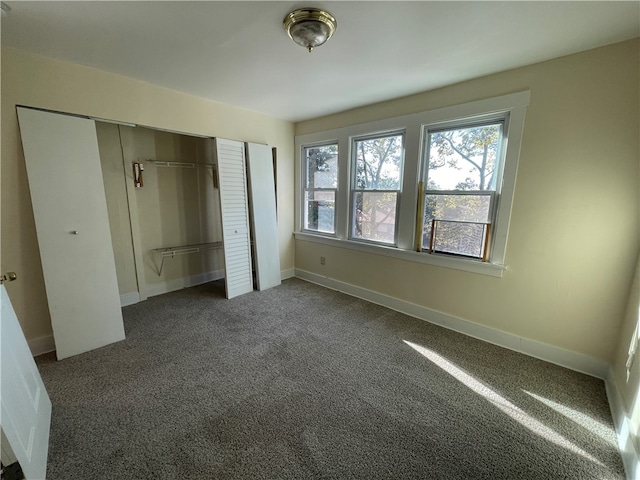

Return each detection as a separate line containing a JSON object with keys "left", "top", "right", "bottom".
{"left": 283, "top": 8, "right": 337, "bottom": 53}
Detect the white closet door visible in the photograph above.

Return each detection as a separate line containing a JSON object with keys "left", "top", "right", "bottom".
{"left": 17, "top": 107, "right": 125, "bottom": 360}
{"left": 246, "top": 143, "right": 281, "bottom": 291}
{"left": 1, "top": 286, "right": 52, "bottom": 480}
{"left": 215, "top": 138, "right": 254, "bottom": 299}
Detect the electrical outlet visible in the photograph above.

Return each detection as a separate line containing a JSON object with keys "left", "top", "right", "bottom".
{"left": 320, "top": 256, "right": 326, "bottom": 265}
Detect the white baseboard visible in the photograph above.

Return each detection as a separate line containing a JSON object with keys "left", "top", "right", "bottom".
{"left": 28, "top": 334, "right": 55, "bottom": 357}
{"left": 120, "top": 292, "right": 140, "bottom": 307}
{"left": 146, "top": 269, "right": 225, "bottom": 298}
{"left": 280, "top": 268, "right": 295, "bottom": 280}
{"left": 294, "top": 268, "right": 609, "bottom": 379}
{"left": 135, "top": 268, "right": 294, "bottom": 301}
{"left": 29, "top": 272, "right": 224, "bottom": 357}
{"left": 606, "top": 368, "right": 640, "bottom": 479}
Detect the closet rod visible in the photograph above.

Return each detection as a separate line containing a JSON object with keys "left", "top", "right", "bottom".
{"left": 146, "top": 159, "right": 215, "bottom": 169}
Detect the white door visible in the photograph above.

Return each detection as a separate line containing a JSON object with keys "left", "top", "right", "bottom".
{"left": 246, "top": 143, "right": 281, "bottom": 291}
{"left": 17, "top": 107, "right": 125, "bottom": 360}
{"left": 215, "top": 138, "right": 254, "bottom": 299}
{"left": 1, "top": 285, "right": 52, "bottom": 479}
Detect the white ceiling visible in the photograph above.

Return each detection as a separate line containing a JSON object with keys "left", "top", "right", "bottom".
{"left": 1, "top": 1, "right": 638, "bottom": 122}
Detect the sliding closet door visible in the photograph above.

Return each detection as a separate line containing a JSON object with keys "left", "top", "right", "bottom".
{"left": 17, "top": 107, "right": 125, "bottom": 360}
{"left": 215, "top": 138, "right": 254, "bottom": 299}
{"left": 246, "top": 143, "right": 281, "bottom": 291}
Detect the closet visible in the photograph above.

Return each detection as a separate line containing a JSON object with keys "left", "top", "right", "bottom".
{"left": 103, "top": 124, "right": 227, "bottom": 302}
{"left": 18, "top": 107, "right": 280, "bottom": 360}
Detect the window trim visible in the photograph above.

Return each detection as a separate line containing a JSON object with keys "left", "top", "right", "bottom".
{"left": 294, "top": 91, "right": 530, "bottom": 277}
{"left": 294, "top": 231, "right": 506, "bottom": 277}
{"left": 420, "top": 118, "right": 506, "bottom": 262}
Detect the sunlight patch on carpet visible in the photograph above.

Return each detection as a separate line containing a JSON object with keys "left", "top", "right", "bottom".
{"left": 403, "top": 340, "right": 605, "bottom": 467}
{"left": 523, "top": 390, "right": 616, "bottom": 446}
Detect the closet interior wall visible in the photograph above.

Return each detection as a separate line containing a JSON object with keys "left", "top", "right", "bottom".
{"left": 96, "top": 122, "right": 224, "bottom": 303}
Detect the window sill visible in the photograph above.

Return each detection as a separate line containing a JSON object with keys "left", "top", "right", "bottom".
{"left": 294, "top": 231, "right": 506, "bottom": 277}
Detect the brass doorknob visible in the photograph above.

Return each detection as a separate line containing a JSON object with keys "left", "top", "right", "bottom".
{"left": 0, "top": 272, "right": 17, "bottom": 284}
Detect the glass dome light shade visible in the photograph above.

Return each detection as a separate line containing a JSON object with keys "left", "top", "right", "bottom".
{"left": 283, "top": 8, "right": 337, "bottom": 52}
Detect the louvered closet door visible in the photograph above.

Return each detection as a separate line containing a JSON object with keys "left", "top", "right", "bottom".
{"left": 215, "top": 138, "right": 254, "bottom": 299}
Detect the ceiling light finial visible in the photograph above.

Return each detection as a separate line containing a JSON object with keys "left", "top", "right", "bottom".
{"left": 283, "top": 8, "right": 337, "bottom": 53}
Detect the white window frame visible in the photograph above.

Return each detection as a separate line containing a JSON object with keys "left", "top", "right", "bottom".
{"left": 349, "top": 130, "right": 405, "bottom": 246}
{"left": 420, "top": 116, "right": 507, "bottom": 261}
{"left": 294, "top": 91, "right": 530, "bottom": 277}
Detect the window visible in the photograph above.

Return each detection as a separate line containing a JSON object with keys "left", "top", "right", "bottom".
{"left": 351, "top": 132, "right": 404, "bottom": 245}
{"left": 295, "top": 91, "right": 529, "bottom": 277}
{"left": 420, "top": 121, "right": 504, "bottom": 260}
{"left": 303, "top": 144, "right": 338, "bottom": 234}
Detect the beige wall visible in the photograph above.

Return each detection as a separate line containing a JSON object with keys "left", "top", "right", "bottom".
{"left": 295, "top": 39, "right": 640, "bottom": 363}
{"left": 1, "top": 47, "right": 295, "bottom": 343}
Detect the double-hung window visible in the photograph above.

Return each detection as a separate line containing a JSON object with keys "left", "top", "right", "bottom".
{"left": 419, "top": 119, "right": 505, "bottom": 261}
{"left": 302, "top": 144, "right": 338, "bottom": 234}
{"left": 296, "top": 91, "right": 529, "bottom": 276}
{"left": 350, "top": 132, "right": 405, "bottom": 245}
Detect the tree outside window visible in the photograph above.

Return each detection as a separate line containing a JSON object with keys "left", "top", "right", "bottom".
{"left": 423, "top": 122, "right": 503, "bottom": 259}
{"left": 304, "top": 144, "right": 338, "bottom": 233}
{"left": 352, "top": 133, "right": 404, "bottom": 244}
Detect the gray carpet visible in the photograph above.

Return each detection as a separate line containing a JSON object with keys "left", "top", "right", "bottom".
{"left": 37, "top": 278, "right": 624, "bottom": 479}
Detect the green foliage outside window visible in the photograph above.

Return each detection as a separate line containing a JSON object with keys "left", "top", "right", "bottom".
{"left": 424, "top": 124, "right": 502, "bottom": 258}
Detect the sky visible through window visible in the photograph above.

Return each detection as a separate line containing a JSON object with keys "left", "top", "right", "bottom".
{"left": 427, "top": 124, "right": 501, "bottom": 192}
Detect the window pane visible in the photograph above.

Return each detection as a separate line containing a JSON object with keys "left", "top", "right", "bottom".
{"left": 427, "top": 124, "right": 502, "bottom": 191}
{"left": 424, "top": 194, "right": 491, "bottom": 223}
{"left": 431, "top": 221, "right": 488, "bottom": 259}
{"left": 354, "top": 134, "right": 403, "bottom": 190}
{"left": 423, "top": 194, "right": 491, "bottom": 251}
{"left": 305, "top": 145, "right": 338, "bottom": 189}
{"left": 304, "top": 190, "right": 335, "bottom": 233}
{"left": 353, "top": 191, "right": 397, "bottom": 244}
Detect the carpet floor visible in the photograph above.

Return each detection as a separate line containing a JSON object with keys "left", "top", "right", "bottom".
{"left": 37, "top": 278, "right": 624, "bottom": 479}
